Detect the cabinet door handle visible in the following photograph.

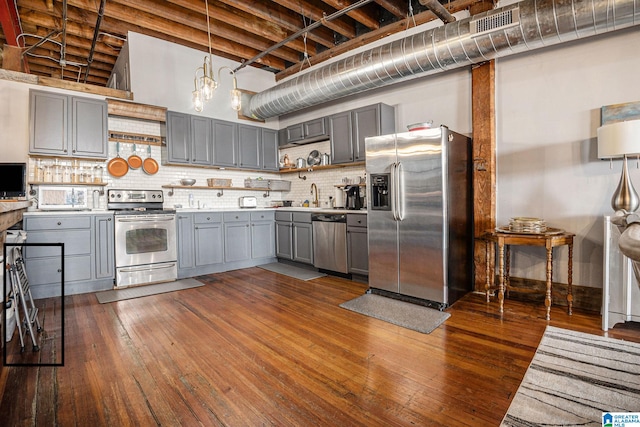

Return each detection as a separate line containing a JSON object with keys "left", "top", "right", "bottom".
{"left": 246, "top": 224, "right": 249, "bottom": 227}
{"left": 57, "top": 269, "right": 62, "bottom": 273}
{"left": 207, "top": 217, "right": 210, "bottom": 220}
{"left": 57, "top": 221, "right": 62, "bottom": 226}
{"left": 108, "top": 218, "right": 111, "bottom": 221}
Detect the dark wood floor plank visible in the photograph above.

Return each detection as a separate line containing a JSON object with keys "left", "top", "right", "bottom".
{"left": 1, "top": 266, "right": 638, "bottom": 426}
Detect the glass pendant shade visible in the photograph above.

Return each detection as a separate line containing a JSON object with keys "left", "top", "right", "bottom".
{"left": 192, "top": 89, "right": 204, "bottom": 112}
{"left": 230, "top": 88, "right": 241, "bottom": 111}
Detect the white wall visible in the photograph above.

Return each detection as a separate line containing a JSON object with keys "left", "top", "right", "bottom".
{"left": 126, "top": 32, "right": 279, "bottom": 128}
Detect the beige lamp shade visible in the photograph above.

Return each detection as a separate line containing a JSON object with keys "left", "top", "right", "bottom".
{"left": 597, "top": 119, "right": 640, "bottom": 158}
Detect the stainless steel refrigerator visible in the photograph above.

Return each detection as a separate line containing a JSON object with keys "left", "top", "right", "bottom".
{"left": 365, "top": 126, "right": 473, "bottom": 309}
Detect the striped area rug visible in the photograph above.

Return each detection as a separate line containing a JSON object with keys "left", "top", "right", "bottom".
{"left": 501, "top": 326, "right": 640, "bottom": 426}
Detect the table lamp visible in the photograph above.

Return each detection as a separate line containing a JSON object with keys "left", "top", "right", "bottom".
{"left": 598, "top": 119, "right": 640, "bottom": 212}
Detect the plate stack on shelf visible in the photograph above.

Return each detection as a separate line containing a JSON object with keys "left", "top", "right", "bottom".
{"left": 509, "top": 217, "right": 547, "bottom": 233}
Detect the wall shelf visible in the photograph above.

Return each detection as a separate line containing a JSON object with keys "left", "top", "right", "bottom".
{"left": 29, "top": 181, "right": 107, "bottom": 186}
{"left": 162, "top": 185, "right": 271, "bottom": 197}
{"left": 279, "top": 162, "right": 364, "bottom": 174}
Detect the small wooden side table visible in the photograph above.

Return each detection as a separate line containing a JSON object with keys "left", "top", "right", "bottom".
{"left": 480, "top": 229, "right": 575, "bottom": 320}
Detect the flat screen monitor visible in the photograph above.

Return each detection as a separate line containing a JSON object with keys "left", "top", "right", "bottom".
{"left": 0, "top": 163, "right": 27, "bottom": 199}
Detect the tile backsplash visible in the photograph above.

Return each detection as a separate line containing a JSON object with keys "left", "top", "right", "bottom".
{"left": 28, "top": 117, "right": 366, "bottom": 210}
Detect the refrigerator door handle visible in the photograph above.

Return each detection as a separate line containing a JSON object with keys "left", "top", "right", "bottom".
{"left": 391, "top": 162, "right": 399, "bottom": 221}
{"left": 396, "top": 162, "right": 405, "bottom": 221}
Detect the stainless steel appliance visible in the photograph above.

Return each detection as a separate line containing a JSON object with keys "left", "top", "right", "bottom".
{"left": 312, "top": 213, "right": 348, "bottom": 274}
{"left": 38, "top": 186, "right": 89, "bottom": 210}
{"left": 366, "top": 126, "right": 473, "bottom": 309}
{"left": 345, "top": 186, "right": 363, "bottom": 210}
{"left": 108, "top": 189, "right": 177, "bottom": 288}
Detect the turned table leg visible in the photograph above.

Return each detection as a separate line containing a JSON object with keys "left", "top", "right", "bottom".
{"left": 505, "top": 245, "right": 511, "bottom": 299}
{"left": 485, "top": 239, "right": 491, "bottom": 302}
{"left": 567, "top": 240, "right": 573, "bottom": 315}
{"left": 498, "top": 242, "right": 505, "bottom": 314}
{"left": 545, "top": 244, "right": 553, "bottom": 321}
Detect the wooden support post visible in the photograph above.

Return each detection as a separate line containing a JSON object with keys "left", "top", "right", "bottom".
{"left": 472, "top": 60, "right": 497, "bottom": 292}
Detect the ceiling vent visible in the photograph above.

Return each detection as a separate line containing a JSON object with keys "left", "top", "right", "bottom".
{"left": 470, "top": 7, "right": 520, "bottom": 37}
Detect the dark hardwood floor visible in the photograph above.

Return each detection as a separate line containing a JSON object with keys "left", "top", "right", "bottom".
{"left": 1, "top": 267, "right": 639, "bottom": 426}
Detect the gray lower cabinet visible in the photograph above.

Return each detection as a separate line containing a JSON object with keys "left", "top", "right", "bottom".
{"left": 223, "top": 212, "right": 251, "bottom": 263}
{"left": 94, "top": 214, "right": 115, "bottom": 279}
{"left": 347, "top": 214, "right": 368, "bottom": 275}
{"left": 194, "top": 213, "right": 223, "bottom": 267}
{"left": 251, "top": 211, "right": 275, "bottom": 259}
{"left": 275, "top": 211, "right": 313, "bottom": 265}
{"left": 29, "top": 90, "right": 108, "bottom": 159}
{"left": 177, "top": 213, "right": 195, "bottom": 270}
{"left": 23, "top": 213, "right": 115, "bottom": 298}
{"left": 330, "top": 103, "right": 395, "bottom": 164}
{"left": 177, "top": 210, "right": 276, "bottom": 279}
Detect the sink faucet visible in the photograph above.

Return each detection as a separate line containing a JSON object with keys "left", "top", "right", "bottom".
{"left": 310, "top": 183, "right": 319, "bottom": 207}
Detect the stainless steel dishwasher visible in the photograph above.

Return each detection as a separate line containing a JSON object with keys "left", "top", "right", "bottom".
{"left": 312, "top": 213, "right": 348, "bottom": 274}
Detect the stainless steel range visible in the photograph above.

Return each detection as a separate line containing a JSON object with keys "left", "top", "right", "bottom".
{"left": 108, "top": 189, "right": 177, "bottom": 288}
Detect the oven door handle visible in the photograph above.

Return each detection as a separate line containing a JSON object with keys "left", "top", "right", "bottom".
{"left": 118, "top": 263, "right": 177, "bottom": 273}
{"left": 116, "top": 217, "right": 175, "bottom": 223}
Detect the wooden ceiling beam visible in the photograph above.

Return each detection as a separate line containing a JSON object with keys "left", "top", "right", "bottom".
{"left": 272, "top": 0, "right": 357, "bottom": 40}
{"left": 374, "top": 0, "right": 407, "bottom": 19}
{"left": 28, "top": 61, "right": 108, "bottom": 85}
{"left": 19, "top": 1, "right": 286, "bottom": 71}
{"left": 205, "top": 0, "right": 337, "bottom": 50}
{"left": 20, "top": 31, "right": 119, "bottom": 64}
{"left": 318, "top": 0, "right": 380, "bottom": 30}
{"left": 165, "top": 0, "right": 315, "bottom": 57}
{"left": 276, "top": 0, "right": 478, "bottom": 81}
{"left": 63, "top": 0, "right": 293, "bottom": 67}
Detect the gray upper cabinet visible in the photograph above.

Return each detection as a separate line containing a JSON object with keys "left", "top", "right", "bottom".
{"left": 212, "top": 119, "right": 238, "bottom": 167}
{"left": 30, "top": 90, "right": 108, "bottom": 159}
{"left": 281, "top": 117, "right": 329, "bottom": 147}
{"left": 261, "top": 129, "right": 279, "bottom": 171}
{"left": 330, "top": 103, "right": 395, "bottom": 164}
{"left": 190, "top": 116, "right": 213, "bottom": 165}
{"left": 166, "top": 111, "right": 191, "bottom": 164}
{"left": 328, "top": 111, "right": 354, "bottom": 164}
{"left": 238, "top": 124, "right": 261, "bottom": 169}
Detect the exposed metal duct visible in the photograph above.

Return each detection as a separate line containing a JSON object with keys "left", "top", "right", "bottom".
{"left": 248, "top": 0, "right": 640, "bottom": 120}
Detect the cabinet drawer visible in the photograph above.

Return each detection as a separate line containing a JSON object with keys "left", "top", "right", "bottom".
{"left": 292, "top": 212, "right": 312, "bottom": 223}
{"left": 25, "top": 216, "right": 91, "bottom": 230}
{"left": 223, "top": 211, "right": 250, "bottom": 223}
{"left": 25, "top": 229, "right": 92, "bottom": 257}
{"left": 251, "top": 211, "right": 275, "bottom": 222}
{"left": 25, "top": 255, "right": 92, "bottom": 285}
{"left": 347, "top": 214, "right": 367, "bottom": 228}
{"left": 194, "top": 212, "right": 222, "bottom": 224}
{"left": 275, "top": 211, "right": 293, "bottom": 222}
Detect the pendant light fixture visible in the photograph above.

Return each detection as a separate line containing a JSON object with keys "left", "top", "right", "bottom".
{"left": 192, "top": 0, "right": 241, "bottom": 112}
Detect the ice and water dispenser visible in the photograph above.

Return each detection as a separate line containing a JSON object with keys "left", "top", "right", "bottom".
{"left": 370, "top": 174, "right": 391, "bottom": 211}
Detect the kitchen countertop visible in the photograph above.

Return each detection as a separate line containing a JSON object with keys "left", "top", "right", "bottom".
{"left": 24, "top": 207, "right": 367, "bottom": 215}
{"left": 176, "top": 207, "right": 367, "bottom": 214}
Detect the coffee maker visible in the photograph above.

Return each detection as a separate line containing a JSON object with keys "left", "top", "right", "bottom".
{"left": 345, "top": 185, "right": 363, "bottom": 210}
